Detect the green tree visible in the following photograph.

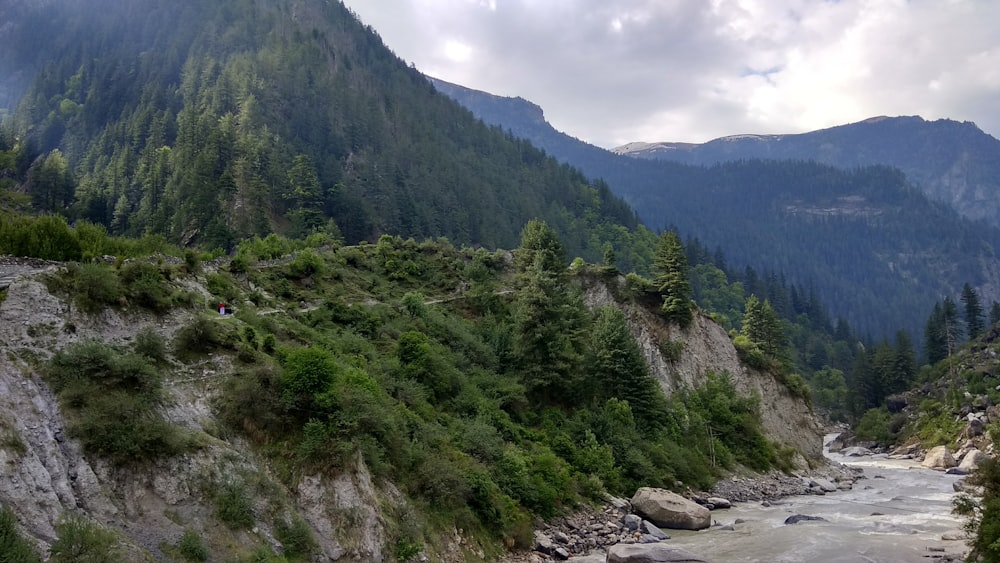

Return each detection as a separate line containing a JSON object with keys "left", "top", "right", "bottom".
{"left": 587, "top": 306, "right": 666, "bottom": 426}
{"left": 924, "top": 302, "right": 947, "bottom": 364}
{"left": 990, "top": 301, "right": 1000, "bottom": 327}
{"left": 962, "top": 283, "right": 985, "bottom": 340}
{"left": 954, "top": 457, "right": 1000, "bottom": 562}
{"left": 653, "top": 230, "right": 692, "bottom": 327}
{"left": 741, "top": 295, "right": 784, "bottom": 358}
{"left": 27, "top": 149, "right": 75, "bottom": 212}
{"left": 285, "top": 154, "right": 324, "bottom": 238}
{"left": 511, "top": 221, "right": 586, "bottom": 404}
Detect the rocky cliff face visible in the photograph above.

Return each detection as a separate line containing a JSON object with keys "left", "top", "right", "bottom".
{"left": 582, "top": 278, "right": 822, "bottom": 461}
{"left": 0, "top": 272, "right": 409, "bottom": 561}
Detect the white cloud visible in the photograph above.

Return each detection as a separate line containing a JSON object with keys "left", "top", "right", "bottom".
{"left": 343, "top": 0, "right": 1000, "bottom": 146}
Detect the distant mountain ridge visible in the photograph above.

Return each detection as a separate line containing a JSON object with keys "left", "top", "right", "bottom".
{"left": 613, "top": 116, "right": 1000, "bottom": 227}
{"left": 428, "top": 77, "right": 1000, "bottom": 338}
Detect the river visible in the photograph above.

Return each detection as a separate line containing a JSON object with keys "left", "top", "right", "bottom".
{"left": 664, "top": 434, "right": 968, "bottom": 562}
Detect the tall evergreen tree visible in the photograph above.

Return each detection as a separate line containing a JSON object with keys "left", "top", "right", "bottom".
{"left": 511, "top": 221, "right": 587, "bottom": 404}
{"left": 741, "top": 295, "right": 785, "bottom": 358}
{"left": 588, "top": 306, "right": 666, "bottom": 426}
{"left": 924, "top": 302, "right": 948, "bottom": 365}
{"left": 653, "top": 230, "right": 693, "bottom": 327}
{"left": 991, "top": 301, "right": 1000, "bottom": 327}
{"left": 962, "top": 283, "right": 985, "bottom": 340}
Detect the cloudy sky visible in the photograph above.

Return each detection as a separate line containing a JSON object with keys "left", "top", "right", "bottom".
{"left": 341, "top": 0, "right": 1000, "bottom": 148}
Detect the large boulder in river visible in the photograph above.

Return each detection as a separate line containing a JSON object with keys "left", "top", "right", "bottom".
{"left": 959, "top": 449, "right": 987, "bottom": 472}
{"left": 922, "top": 446, "right": 957, "bottom": 469}
{"left": 631, "top": 488, "right": 711, "bottom": 531}
{"left": 607, "top": 543, "right": 712, "bottom": 562}
{"left": 841, "top": 446, "right": 872, "bottom": 457}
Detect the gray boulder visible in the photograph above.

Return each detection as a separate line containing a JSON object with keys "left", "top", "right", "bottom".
{"left": 607, "top": 543, "right": 712, "bottom": 562}
{"left": 842, "top": 446, "right": 873, "bottom": 457}
{"left": 624, "top": 514, "right": 642, "bottom": 531}
{"left": 922, "top": 446, "right": 957, "bottom": 469}
{"left": 631, "top": 488, "right": 711, "bottom": 531}
{"left": 706, "top": 497, "right": 731, "bottom": 509}
{"left": 959, "top": 449, "right": 987, "bottom": 472}
{"left": 784, "top": 514, "right": 827, "bottom": 525}
{"left": 641, "top": 520, "right": 670, "bottom": 540}
{"left": 809, "top": 478, "right": 837, "bottom": 492}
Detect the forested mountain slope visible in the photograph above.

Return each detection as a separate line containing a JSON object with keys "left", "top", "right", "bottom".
{"left": 614, "top": 116, "right": 1000, "bottom": 227}
{"left": 429, "top": 78, "right": 1000, "bottom": 338}
{"left": 0, "top": 0, "right": 648, "bottom": 268}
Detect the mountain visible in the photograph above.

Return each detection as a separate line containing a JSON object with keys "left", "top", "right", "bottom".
{"left": 0, "top": 0, "right": 646, "bottom": 269}
{"left": 429, "top": 78, "right": 1000, "bottom": 338}
{"left": 613, "top": 116, "right": 1000, "bottom": 227}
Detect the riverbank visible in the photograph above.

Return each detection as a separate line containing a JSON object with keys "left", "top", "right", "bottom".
{"left": 498, "top": 459, "right": 866, "bottom": 562}
{"left": 501, "top": 437, "right": 966, "bottom": 562}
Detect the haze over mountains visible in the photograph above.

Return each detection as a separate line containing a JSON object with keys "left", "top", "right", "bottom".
{"left": 430, "top": 77, "right": 1000, "bottom": 338}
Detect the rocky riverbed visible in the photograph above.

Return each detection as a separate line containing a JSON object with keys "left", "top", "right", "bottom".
{"left": 499, "top": 462, "right": 865, "bottom": 562}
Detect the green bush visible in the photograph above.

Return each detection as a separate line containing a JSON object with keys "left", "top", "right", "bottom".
{"left": 174, "top": 316, "right": 227, "bottom": 355}
{"left": 0, "top": 214, "right": 81, "bottom": 261}
{"left": 134, "top": 328, "right": 167, "bottom": 363}
{"left": 175, "top": 529, "right": 208, "bottom": 562}
{"left": 0, "top": 505, "right": 41, "bottom": 563}
{"left": 215, "top": 481, "right": 254, "bottom": 530}
{"left": 74, "top": 263, "right": 121, "bottom": 313}
{"left": 46, "top": 341, "right": 185, "bottom": 463}
{"left": 49, "top": 514, "right": 121, "bottom": 563}
{"left": 659, "top": 339, "right": 684, "bottom": 363}
{"left": 119, "top": 262, "right": 172, "bottom": 313}
{"left": 854, "top": 407, "right": 895, "bottom": 446}
{"left": 287, "top": 249, "right": 324, "bottom": 279}
{"left": 274, "top": 515, "right": 317, "bottom": 560}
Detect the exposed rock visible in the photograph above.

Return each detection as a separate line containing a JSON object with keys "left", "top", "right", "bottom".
{"left": 784, "top": 514, "right": 827, "bottom": 525}
{"left": 841, "top": 446, "right": 872, "bottom": 457}
{"left": 607, "top": 543, "right": 712, "bottom": 562}
{"left": 808, "top": 478, "right": 837, "bottom": 493}
{"left": 631, "top": 488, "right": 710, "bottom": 531}
{"left": 959, "top": 449, "right": 987, "bottom": 472}
{"left": 705, "top": 497, "right": 731, "bottom": 509}
{"left": 641, "top": 520, "right": 669, "bottom": 540}
{"left": 623, "top": 514, "right": 642, "bottom": 531}
{"left": 964, "top": 418, "right": 985, "bottom": 438}
{"left": 885, "top": 394, "right": 908, "bottom": 413}
{"left": 922, "top": 446, "right": 957, "bottom": 470}
{"left": 583, "top": 282, "right": 822, "bottom": 461}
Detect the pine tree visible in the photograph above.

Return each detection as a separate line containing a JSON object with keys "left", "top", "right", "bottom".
{"left": 991, "top": 301, "right": 1000, "bottom": 327}
{"left": 511, "top": 221, "right": 586, "bottom": 404}
{"left": 924, "top": 302, "right": 947, "bottom": 364}
{"left": 588, "top": 306, "right": 666, "bottom": 426}
{"left": 654, "top": 230, "right": 693, "bottom": 327}
{"left": 742, "top": 295, "right": 785, "bottom": 358}
{"left": 962, "top": 283, "right": 985, "bottom": 340}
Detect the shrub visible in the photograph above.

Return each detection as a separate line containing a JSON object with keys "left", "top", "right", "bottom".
{"left": 175, "top": 529, "right": 208, "bottom": 562}
{"left": 0, "top": 505, "right": 41, "bottom": 563}
{"left": 0, "top": 214, "right": 81, "bottom": 261}
{"left": 659, "top": 339, "right": 685, "bottom": 363}
{"left": 46, "top": 341, "right": 185, "bottom": 463}
{"left": 74, "top": 263, "right": 121, "bottom": 313}
{"left": 49, "top": 514, "right": 121, "bottom": 562}
{"left": 287, "top": 248, "right": 323, "bottom": 279}
{"left": 134, "top": 328, "right": 167, "bottom": 363}
{"left": 274, "top": 515, "right": 317, "bottom": 560}
{"left": 283, "top": 347, "right": 338, "bottom": 399}
{"left": 119, "top": 262, "right": 172, "bottom": 313}
{"left": 174, "top": 316, "right": 225, "bottom": 355}
{"left": 205, "top": 273, "right": 239, "bottom": 303}
{"left": 215, "top": 481, "right": 254, "bottom": 529}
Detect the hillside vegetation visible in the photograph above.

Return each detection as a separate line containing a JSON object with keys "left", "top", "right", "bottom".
{"left": 0, "top": 220, "right": 812, "bottom": 561}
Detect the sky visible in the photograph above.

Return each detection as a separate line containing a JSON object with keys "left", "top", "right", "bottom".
{"left": 341, "top": 0, "right": 1000, "bottom": 148}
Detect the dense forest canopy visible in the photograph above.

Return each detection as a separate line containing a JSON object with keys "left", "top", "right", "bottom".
{"left": 0, "top": 0, "right": 649, "bottom": 271}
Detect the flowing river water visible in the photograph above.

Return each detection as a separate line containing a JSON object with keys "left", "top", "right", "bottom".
{"left": 663, "top": 434, "right": 969, "bottom": 562}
